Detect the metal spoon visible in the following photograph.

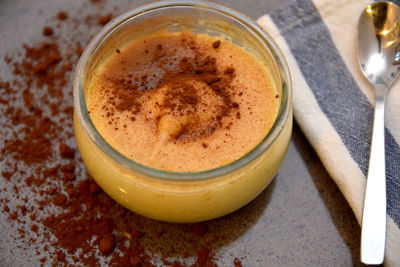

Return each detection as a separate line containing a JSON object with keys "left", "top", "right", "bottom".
{"left": 357, "top": 1, "right": 400, "bottom": 264}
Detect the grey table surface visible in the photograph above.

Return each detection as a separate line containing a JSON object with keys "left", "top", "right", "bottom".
{"left": 0, "top": 0, "right": 365, "bottom": 266}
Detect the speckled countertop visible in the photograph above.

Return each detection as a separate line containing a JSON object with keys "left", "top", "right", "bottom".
{"left": 0, "top": 0, "right": 365, "bottom": 266}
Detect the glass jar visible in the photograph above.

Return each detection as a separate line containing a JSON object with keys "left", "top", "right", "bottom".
{"left": 73, "top": 0, "right": 292, "bottom": 223}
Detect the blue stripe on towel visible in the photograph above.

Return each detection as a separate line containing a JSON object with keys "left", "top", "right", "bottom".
{"left": 387, "top": 132, "right": 400, "bottom": 224}
{"left": 270, "top": 0, "right": 400, "bottom": 227}
{"left": 380, "top": 0, "right": 400, "bottom": 226}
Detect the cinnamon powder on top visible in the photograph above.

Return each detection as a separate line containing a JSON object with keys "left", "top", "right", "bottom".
{"left": 97, "top": 33, "right": 238, "bottom": 141}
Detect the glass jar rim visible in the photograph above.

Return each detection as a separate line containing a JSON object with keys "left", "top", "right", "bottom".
{"left": 73, "top": 0, "right": 292, "bottom": 180}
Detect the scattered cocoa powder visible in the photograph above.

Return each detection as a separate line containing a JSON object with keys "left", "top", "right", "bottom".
{"left": 98, "top": 13, "right": 112, "bottom": 25}
{"left": 99, "top": 233, "right": 116, "bottom": 254}
{"left": 212, "top": 40, "right": 221, "bottom": 49}
{"left": 43, "top": 26, "right": 54, "bottom": 36}
{"left": 234, "top": 258, "right": 243, "bottom": 267}
{"left": 224, "top": 67, "right": 235, "bottom": 75}
{"left": 59, "top": 143, "right": 75, "bottom": 158}
{"left": 57, "top": 11, "right": 69, "bottom": 21}
{"left": 193, "top": 224, "right": 207, "bottom": 237}
{"left": 129, "top": 256, "right": 141, "bottom": 266}
{"left": 89, "top": 182, "right": 101, "bottom": 194}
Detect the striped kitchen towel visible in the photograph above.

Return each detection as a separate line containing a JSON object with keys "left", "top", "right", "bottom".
{"left": 258, "top": 0, "right": 400, "bottom": 265}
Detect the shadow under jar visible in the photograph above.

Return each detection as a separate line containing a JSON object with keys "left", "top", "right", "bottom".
{"left": 73, "top": 0, "right": 292, "bottom": 223}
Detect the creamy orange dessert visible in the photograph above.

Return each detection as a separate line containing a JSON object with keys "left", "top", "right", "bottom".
{"left": 86, "top": 30, "right": 280, "bottom": 172}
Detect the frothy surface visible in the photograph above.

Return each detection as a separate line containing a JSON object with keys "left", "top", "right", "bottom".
{"left": 86, "top": 31, "right": 280, "bottom": 172}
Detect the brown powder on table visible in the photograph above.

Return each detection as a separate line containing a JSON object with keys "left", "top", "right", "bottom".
{"left": 43, "top": 26, "right": 54, "bottom": 36}
{"left": 57, "top": 11, "right": 69, "bottom": 21}
{"left": 0, "top": 1, "right": 243, "bottom": 266}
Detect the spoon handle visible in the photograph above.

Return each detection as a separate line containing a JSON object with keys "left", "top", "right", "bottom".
{"left": 361, "top": 91, "right": 386, "bottom": 265}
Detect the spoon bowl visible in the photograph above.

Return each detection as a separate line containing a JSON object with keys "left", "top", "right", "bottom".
{"left": 359, "top": 2, "right": 400, "bottom": 85}
{"left": 357, "top": 1, "right": 400, "bottom": 264}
